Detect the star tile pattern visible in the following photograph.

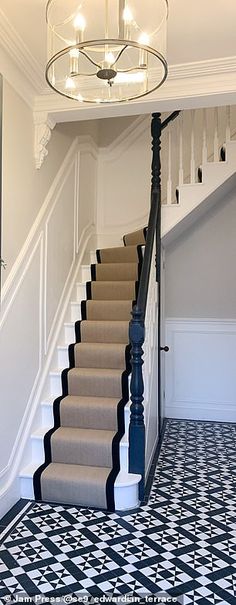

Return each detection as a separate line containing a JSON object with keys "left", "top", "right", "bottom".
{"left": 0, "top": 420, "right": 236, "bottom": 604}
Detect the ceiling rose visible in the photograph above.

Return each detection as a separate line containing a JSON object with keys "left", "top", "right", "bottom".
{"left": 46, "top": 0, "right": 168, "bottom": 104}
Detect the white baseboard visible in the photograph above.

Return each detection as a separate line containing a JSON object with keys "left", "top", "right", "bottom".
{"left": 165, "top": 318, "right": 236, "bottom": 423}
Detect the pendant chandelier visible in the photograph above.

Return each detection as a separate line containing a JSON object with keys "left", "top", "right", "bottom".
{"left": 46, "top": 0, "right": 168, "bottom": 104}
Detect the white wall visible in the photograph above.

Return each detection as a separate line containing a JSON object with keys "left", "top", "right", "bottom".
{"left": 165, "top": 189, "right": 236, "bottom": 318}
{"left": 2, "top": 82, "right": 77, "bottom": 279}
{"left": 0, "top": 80, "right": 98, "bottom": 516}
{"left": 97, "top": 115, "right": 151, "bottom": 247}
{"left": 164, "top": 187, "right": 236, "bottom": 422}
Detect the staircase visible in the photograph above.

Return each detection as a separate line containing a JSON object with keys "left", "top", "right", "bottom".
{"left": 21, "top": 229, "right": 146, "bottom": 511}
{"left": 19, "top": 105, "right": 236, "bottom": 512}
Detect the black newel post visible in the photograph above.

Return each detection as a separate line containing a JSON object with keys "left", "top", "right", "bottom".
{"left": 128, "top": 112, "right": 162, "bottom": 500}
{"left": 128, "top": 307, "right": 145, "bottom": 500}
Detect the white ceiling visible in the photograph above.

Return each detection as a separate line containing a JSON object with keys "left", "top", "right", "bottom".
{"left": 1, "top": 0, "right": 236, "bottom": 77}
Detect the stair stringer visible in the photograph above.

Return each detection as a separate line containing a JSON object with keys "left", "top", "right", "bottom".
{"left": 162, "top": 140, "right": 236, "bottom": 243}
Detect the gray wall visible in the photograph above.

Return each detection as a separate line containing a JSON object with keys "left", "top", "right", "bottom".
{"left": 165, "top": 188, "right": 236, "bottom": 318}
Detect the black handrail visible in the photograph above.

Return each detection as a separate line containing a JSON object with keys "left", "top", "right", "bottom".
{"left": 128, "top": 110, "right": 180, "bottom": 500}
{"left": 161, "top": 110, "right": 181, "bottom": 131}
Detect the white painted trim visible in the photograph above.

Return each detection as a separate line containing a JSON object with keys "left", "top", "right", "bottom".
{"left": 43, "top": 158, "right": 77, "bottom": 354}
{"left": 0, "top": 224, "right": 94, "bottom": 515}
{"left": 165, "top": 318, "right": 236, "bottom": 422}
{"left": 34, "top": 112, "right": 56, "bottom": 169}
{"left": 0, "top": 234, "right": 44, "bottom": 480}
{"left": 0, "top": 7, "right": 44, "bottom": 93}
{"left": 1, "top": 138, "right": 78, "bottom": 308}
{"left": 0, "top": 502, "right": 32, "bottom": 539}
{"left": 34, "top": 56, "right": 236, "bottom": 123}
{"left": 0, "top": 134, "right": 97, "bottom": 518}
{"left": 1, "top": 0, "right": 236, "bottom": 118}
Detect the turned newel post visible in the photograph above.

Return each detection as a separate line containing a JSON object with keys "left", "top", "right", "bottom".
{"left": 128, "top": 306, "right": 145, "bottom": 500}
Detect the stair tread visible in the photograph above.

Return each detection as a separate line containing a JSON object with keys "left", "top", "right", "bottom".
{"left": 53, "top": 426, "right": 116, "bottom": 438}
{"left": 62, "top": 394, "right": 122, "bottom": 404}
{"left": 69, "top": 367, "right": 124, "bottom": 377}
{"left": 38, "top": 463, "right": 141, "bottom": 486}
{"left": 32, "top": 426, "right": 51, "bottom": 438}
{"left": 20, "top": 463, "right": 140, "bottom": 486}
{"left": 75, "top": 342, "right": 126, "bottom": 350}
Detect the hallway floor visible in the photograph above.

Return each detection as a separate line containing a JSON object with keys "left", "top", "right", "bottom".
{"left": 0, "top": 420, "right": 236, "bottom": 604}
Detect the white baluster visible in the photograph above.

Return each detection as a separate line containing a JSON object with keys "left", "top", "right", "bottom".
{"left": 226, "top": 106, "right": 231, "bottom": 143}
{"left": 213, "top": 107, "right": 219, "bottom": 161}
{"left": 202, "top": 108, "right": 208, "bottom": 164}
{"left": 178, "top": 115, "right": 184, "bottom": 185}
{"left": 190, "top": 110, "right": 195, "bottom": 183}
{"left": 167, "top": 129, "right": 172, "bottom": 204}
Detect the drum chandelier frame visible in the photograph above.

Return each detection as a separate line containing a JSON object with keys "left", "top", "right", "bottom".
{"left": 46, "top": 0, "right": 168, "bottom": 104}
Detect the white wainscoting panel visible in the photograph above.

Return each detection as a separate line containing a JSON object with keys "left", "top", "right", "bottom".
{"left": 0, "top": 235, "right": 43, "bottom": 475}
{"left": 165, "top": 318, "right": 236, "bottom": 422}
{"left": 45, "top": 159, "right": 76, "bottom": 351}
{"left": 0, "top": 137, "right": 96, "bottom": 519}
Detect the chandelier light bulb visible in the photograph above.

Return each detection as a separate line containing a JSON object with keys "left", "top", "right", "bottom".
{"left": 105, "top": 52, "right": 115, "bottom": 66}
{"left": 73, "top": 13, "right": 86, "bottom": 31}
{"left": 123, "top": 6, "right": 133, "bottom": 39}
{"left": 123, "top": 7, "right": 133, "bottom": 23}
{"left": 138, "top": 33, "right": 150, "bottom": 67}
{"left": 65, "top": 76, "right": 76, "bottom": 90}
{"left": 73, "top": 13, "right": 86, "bottom": 43}
{"left": 69, "top": 48, "right": 80, "bottom": 74}
{"left": 138, "top": 32, "right": 150, "bottom": 46}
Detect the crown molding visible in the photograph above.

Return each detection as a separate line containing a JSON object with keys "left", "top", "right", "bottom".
{"left": 169, "top": 55, "right": 236, "bottom": 79}
{"left": 33, "top": 55, "right": 236, "bottom": 122}
{"left": 0, "top": 1, "right": 236, "bottom": 120}
{"left": 0, "top": 7, "right": 45, "bottom": 98}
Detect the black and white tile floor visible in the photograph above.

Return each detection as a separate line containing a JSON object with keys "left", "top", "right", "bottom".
{"left": 0, "top": 420, "right": 236, "bottom": 604}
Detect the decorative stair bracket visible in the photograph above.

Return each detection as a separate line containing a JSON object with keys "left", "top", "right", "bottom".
{"left": 129, "top": 113, "right": 162, "bottom": 500}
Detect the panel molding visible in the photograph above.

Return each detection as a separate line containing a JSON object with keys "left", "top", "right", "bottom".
{"left": 0, "top": 135, "right": 97, "bottom": 513}
{"left": 0, "top": 233, "right": 44, "bottom": 481}
{"left": 165, "top": 317, "right": 236, "bottom": 422}
{"left": 44, "top": 157, "right": 77, "bottom": 354}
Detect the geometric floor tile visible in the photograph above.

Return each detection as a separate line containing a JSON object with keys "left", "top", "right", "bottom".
{"left": 0, "top": 419, "right": 236, "bottom": 604}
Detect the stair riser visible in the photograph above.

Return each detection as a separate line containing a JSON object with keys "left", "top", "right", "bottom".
{"left": 64, "top": 324, "right": 75, "bottom": 345}
{"left": 20, "top": 473, "right": 140, "bottom": 510}
{"left": 76, "top": 283, "right": 87, "bottom": 301}
{"left": 50, "top": 373, "right": 62, "bottom": 397}
{"left": 114, "top": 482, "right": 139, "bottom": 511}
{"left": 41, "top": 401, "right": 131, "bottom": 434}
{"left": 31, "top": 431, "right": 129, "bottom": 473}
{"left": 42, "top": 404, "right": 54, "bottom": 427}
{"left": 81, "top": 265, "right": 91, "bottom": 282}
{"left": 31, "top": 438, "right": 45, "bottom": 465}
{"left": 71, "top": 303, "right": 81, "bottom": 323}
{"left": 20, "top": 476, "right": 35, "bottom": 500}
{"left": 58, "top": 347, "right": 68, "bottom": 368}
{"left": 89, "top": 251, "right": 97, "bottom": 264}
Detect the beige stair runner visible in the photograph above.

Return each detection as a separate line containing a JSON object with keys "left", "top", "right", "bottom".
{"left": 33, "top": 227, "right": 146, "bottom": 510}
